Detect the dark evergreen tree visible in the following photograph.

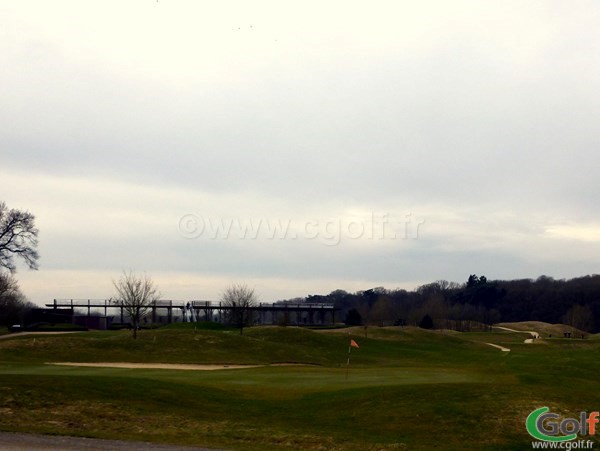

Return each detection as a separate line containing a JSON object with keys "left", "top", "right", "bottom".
{"left": 419, "top": 314, "right": 434, "bottom": 330}
{"left": 345, "top": 308, "right": 363, "bottom": 326}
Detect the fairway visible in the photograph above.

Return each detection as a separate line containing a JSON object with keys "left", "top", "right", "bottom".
{"left": 0, "top": 325, "right": 599, "bottom": 450}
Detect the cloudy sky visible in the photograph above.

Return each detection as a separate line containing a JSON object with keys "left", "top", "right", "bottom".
{"left": 2, "top": 1, "right": 600, "bottom": 304}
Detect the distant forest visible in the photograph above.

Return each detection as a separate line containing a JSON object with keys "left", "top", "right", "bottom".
{"left": 279, "top": 275, "right": 600, "bottom": 333}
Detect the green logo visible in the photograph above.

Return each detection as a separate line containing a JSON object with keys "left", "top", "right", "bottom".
{"left": 526, "top": 407, "right": 587, "bottom": 442}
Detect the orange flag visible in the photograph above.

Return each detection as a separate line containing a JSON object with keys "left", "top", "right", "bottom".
{"left": 350, "top": 339, "right": 360, "bottom": 349}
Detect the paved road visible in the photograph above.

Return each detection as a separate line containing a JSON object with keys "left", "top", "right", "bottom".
{"left": 0, "top": 432, "right": 221, "bottom": 450}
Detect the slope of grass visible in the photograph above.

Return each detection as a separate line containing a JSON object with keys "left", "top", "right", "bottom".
{"left": 0, "top": 325, "right": 599, "bottom": 450}
{"left": 496, "top": 321, "right": 585, "bottom": 338}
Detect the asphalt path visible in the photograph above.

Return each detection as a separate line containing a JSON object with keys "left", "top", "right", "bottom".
{"left": 0, "top": 432, "right": 221, "bottom": 450}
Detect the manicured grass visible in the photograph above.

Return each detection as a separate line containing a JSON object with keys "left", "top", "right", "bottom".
{"left": 0, "top": 325, "right": 598, "bottom": 450}
{"left": 31, "top": 324, "right": 88, "bottom": 332}
{"left": 161, "top": 321, "right": 235, "bottom": 331}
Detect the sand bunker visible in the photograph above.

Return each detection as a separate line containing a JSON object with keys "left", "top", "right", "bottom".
{"left": 0, "top": 331, "right": 82, "bottom": 340}
{"left": 50, "top": 362, "right": 263, "bottom": 370}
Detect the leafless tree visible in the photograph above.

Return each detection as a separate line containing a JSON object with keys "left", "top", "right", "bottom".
{"left": 113, "top": 271, "right": 160, "bottom": 339}
{"left": 221, "top": 283, "right": 258, "bottom": 335}
{"left": 0, "top": 272, "right": 32, "bottom": 327}
{"left": 563, "top": 304, "right": 594, "bottom": 333}
{"left": 370, "top": 295, "right": 395, "bottom": 327}
{"left": 357, "top": 287, "right": 385, "bottom": 337}
{"left": 0, "top": 202, "right": 39, "bottom": 273}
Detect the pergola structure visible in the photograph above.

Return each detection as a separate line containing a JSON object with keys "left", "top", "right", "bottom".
{"left": 46, "top": 299, "right": 338, "bottom": 326}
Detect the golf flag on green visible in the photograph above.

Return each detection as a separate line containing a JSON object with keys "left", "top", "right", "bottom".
{"left": 346, "top": 339, "right": 359, "bottom": 379}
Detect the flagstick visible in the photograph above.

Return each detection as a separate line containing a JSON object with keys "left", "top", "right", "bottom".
{"left": 346, "top": 343, "right": 352, "bottom": 380}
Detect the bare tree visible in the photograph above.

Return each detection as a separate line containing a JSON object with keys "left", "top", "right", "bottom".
{"left": 0, "top": 202, "right": 39, "bottom": 273}
{"left": 370, "top": 295, "right": 395, "bottom": 327}
{"left": 563, "top": 304, "right": 594, "bottom": 333}
{"left": 221, "top": 283, "right": 258, "bottom": 335}
{"left": 0, "top": 272, "right": 33, "bottom": 327}
{"left": 358, "top": 288, "right": 385, "bottom": 337}
{"left": 113, "top": 271, "right": 160, "bottom": 339}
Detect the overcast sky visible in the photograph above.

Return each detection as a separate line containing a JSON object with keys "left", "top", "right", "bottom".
{"left": 2, "top": 0, "right": 600, "bottom": 304}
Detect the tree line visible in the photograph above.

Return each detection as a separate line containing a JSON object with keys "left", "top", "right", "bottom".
{"left": 282, "top": 274, "right": 600, "bottom": 332}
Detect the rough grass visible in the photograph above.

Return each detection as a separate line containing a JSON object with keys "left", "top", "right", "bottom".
{"left": 0, "top": 325, "right": 599, "bottom": 450}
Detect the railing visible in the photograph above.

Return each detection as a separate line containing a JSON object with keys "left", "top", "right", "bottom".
{"left": 45, "top": 299, "right": 338, "bottom": 326}
{"left": 48, "top": 299, "right": 335, "bottom": 309}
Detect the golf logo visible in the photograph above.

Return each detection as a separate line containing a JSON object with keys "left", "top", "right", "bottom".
{"left": 527, "top": 406, "right": 597, "bottom": 448}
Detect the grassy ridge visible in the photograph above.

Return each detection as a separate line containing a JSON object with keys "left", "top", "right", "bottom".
{"left": 0, "top": 326, "right": 488, "bottom": 367}
{"left": 0, "top": 326, "right": 599, "bottom": 450}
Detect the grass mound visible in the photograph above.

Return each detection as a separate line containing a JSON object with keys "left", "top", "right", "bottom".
{"left": 161, "top": 321, "right": 234, "bottom": 331}
{"left": 27, "top": 323, "right": 88, "bottom": 332}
